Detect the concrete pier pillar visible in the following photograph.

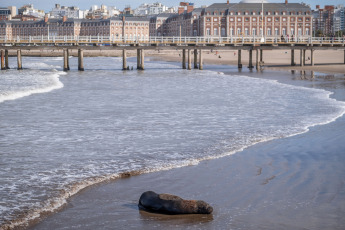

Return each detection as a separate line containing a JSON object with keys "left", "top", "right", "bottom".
{"left": 78, "top": 49, "right": 84, "bottom": 71}
{"left": 199, "top": 49, "right": 203, "bottom": 70}
{"left": 122, "top": 49, "right": 127, "bottom": 70}
{"left": 300, "top": 49, "right": 304, "bottom": 67}
{"left": 182, "top": 49, "right": 186, "bottom": 69}
{"left": 1, "top": 50, "right": 4, "bottom": 70}
{"left": 140, "top": 49, "right": 145, "bottom": 70}
{"left": 137, "top": 49, "right": 141, "bottom": 70}
{"left": 194, "top": 49, "right": 198, "bottom": 69}
{"left": 5, "top": 50, "right": 9, "bottom": 69}
{"left": 260, "top": 49, "right": 263, "bottom": 62}
{"left": 248, "top": 49, "right": 253, "bottom": 69}
{"left": 188, "top": 49, "right": 192, "bottom": 70}
{"left": 303, "top": 49, "right": 306, "bottom": 66}
{"left": 63, "top": 49, "right": 68, "bottom": 71}
{"left": 256, "top": 49, "right": 259, "bottom": 69}
{"left": 66, "top": 49, "right": 70, "bottom": 70}
{"left": 344, "top": 50, "right": 345, "bottom": 64}
{"left": 311, "top": 49, "right": 314, "bottom": 66}
{"left": 17, "top": 50, "right": 22, "bottom": 70}
{"left": 291, "top": 49, "right": 295, "bottom": 66}
{"left": 238, "top": 50, "right": 242, "bottom": 68}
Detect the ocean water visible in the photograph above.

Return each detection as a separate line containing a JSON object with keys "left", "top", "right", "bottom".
{"left": 0, "top": 56, "right": 344, "bottom": 229}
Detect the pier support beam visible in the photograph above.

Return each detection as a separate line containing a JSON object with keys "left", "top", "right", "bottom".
{"left": 17, "top": 50, "right": 22, "bottom": 70}
{"left": 260, "top": 49, "right": 263, "bottom": 63}
{"left": 63, "top": 49, "right": 69, "bottom": 71}
{"left": 136, "top": 49, "right": 140, "bottom": 69}
{"left": 256, "top": 49, "right": 259, "bottom": 70}
{"left": 182, "top": 49, "right": 186, "bottom": 69}
{"left": 248, "top": 49, "right": 253, "bottom": 69}
{"left": 1, "top": 50, "right": 4, "bottom": 70}
{"left": 199, "top": 49, "right": 203, "bottom": 70}
{"left": 311, "top": 49, "right": 314, "bottom": 66}
{"left": 300, "top": 49, "right": 304, "bottom": 67}
{"left": 78, "top": 49, "right": 84, "bottom": 71}
{"left": 188, "top": 49, "right": 192, "bottom": 70}
{"left": 303, "top": 49, "right": 306, "bottom": 66}
{"left": 5, "top": 50, "right": 9, "bottom": 69}
{"left": 238, "top": 50, "right": 242, "bottom": 68}
{"left": 66, "top": 49, "right": 70, "bottom": 70}
{"left": 291, "top": 49, "right": 295, "bottom": 66}
{"left": 122, "top": 49, "right": 127, "bottom": 70}
{"left": 140, "top": 49, "right": 145, "bottom": 70}
{"left": 344, "top": 50, "right": 345, "bottom": 64}
{"left": 194, "top": 49, "right": 198, "bottom": 69}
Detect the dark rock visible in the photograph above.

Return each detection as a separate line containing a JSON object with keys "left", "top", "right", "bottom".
{"left": 138, "top": 191, "right": 213, "bottom": 215}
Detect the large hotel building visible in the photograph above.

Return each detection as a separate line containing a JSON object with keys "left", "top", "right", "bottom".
{"left": 0, "top": 0, "right": 312, "bottom": 40}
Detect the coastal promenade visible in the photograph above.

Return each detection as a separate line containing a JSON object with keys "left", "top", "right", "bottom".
{"left": 1, "top": 36, "right": 345, "bottom": 71}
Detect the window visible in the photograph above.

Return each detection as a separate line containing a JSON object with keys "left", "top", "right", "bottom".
{"left": 282, "top": 28, "right": 286, "bottom": 35}
{"left": 206, "top": 28, "right": 210, "bottom": 35}
{"left": 214, "top": 18, "right": 218, "bottom": 21}
{"left": 267, "top": 18, "right": 272, "bottom": 22}
{"left": 283, "top": 18, "right": 287, "bottom": 22}
{"left": 230, "top": 18, "right": 234, "bottom": 22}
{"left": 237, "top": 18, "right": 241, "bottom": 22}
{"left": 275, "top": 28, "right": 279, "bottom": 35}
{"left": 298, "top": 28, "right": 302, "bottom": 36}
{"left": 253, "top": 28, "right": 256, "bottom": 35}
{"left": 291, "top": 28, "right": 294, "bottom": 35}
{"left": 275, "top": 18, "right": 279, "bottom": 22}
{"left": 267, "top": 28, "right": 271, "bottom": 35}
{"left": 237, "top": 28, "right": 241, "bottom": 35}
{"left": 214, "top": 28, "right": 218, "bottom": 35}
{"left": 221, "top": 27, "right": 226, "bottom": 36}
{"left": 306, "top": 28, "right": 310, "bottom": 35}
{"left": 245, "top": 28, "right": 249, "bottom": 35}
{"left": 253, "top": 18, "right": 257, "bottom": 22}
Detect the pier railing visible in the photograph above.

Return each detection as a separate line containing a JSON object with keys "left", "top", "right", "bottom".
{"left": 1, "top": 36, "right": 345, "bottom": 46}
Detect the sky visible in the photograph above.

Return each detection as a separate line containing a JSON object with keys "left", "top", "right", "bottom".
{"left": 5, "top": 0, "right": 345, "bottom": 12}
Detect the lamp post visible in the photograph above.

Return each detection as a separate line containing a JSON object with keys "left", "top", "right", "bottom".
{"left": 260, "top": 0, "right": 264, "bottom": 42}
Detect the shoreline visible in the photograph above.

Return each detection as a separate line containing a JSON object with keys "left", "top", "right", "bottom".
{"left": 28, "top": 58, "right": 345, "bottom": 229}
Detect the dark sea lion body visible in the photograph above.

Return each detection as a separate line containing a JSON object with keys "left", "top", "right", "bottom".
{"left": 138, "top": 191, "right": 213, "bottom": 214}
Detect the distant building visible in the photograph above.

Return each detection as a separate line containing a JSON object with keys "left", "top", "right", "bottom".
{"left": 0, "top": 7, "right": 11, "bottom": 20}
{"left": 134, "top": 2, "right": 169, "bottom": 16}
{"left": 49, "top": 4, "right": 86, "bottom": 19}
{"left": 18, "top": 4, "right": 45, "bottom": 19}
{"left": 333, "top": 5, "right": 345, "bottom": 33}
{"left": 86, "top": 4, "right": 120, "bottom": 19}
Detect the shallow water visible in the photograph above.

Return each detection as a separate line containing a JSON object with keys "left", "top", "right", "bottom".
{"left": 0, "top": 57, "right": 344, "bottom": 228}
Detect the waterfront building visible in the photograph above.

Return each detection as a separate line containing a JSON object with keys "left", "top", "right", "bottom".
{"left": 0, "top": 7, "right": 16, "bottom": 20}
{"left": 334, "top": 5, "right": 345, "bottom": 33}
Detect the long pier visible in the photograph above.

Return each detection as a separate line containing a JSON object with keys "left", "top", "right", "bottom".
{"left": 1, "top": 36, "right": 345, "bottom": 71}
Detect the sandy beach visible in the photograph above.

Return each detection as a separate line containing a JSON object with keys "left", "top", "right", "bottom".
{"left": 27, "top": 54, "right": 345, "bottom": 230}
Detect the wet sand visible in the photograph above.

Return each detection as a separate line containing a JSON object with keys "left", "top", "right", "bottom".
{"left": 30, "top": 66, "right": 345, "bottom": 230}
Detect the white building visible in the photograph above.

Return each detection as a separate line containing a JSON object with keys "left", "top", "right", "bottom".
{"left": 18, "top": 4, "right": 45, "bottom": 19}
{"left": 334, "top": 5, "right": 345, "bottom": 32}
{"left": 49, "top": 4, "right": 86, "bottom": 19}
{"left": 134, "top": 2, "right": 169, "bottom": 16}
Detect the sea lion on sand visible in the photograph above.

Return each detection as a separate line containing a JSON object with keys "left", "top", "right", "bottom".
{"left": 138, "top": 191, "right": 213, "bottom": 215}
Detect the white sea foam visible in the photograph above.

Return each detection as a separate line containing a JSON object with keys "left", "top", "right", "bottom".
{"left": 0, "top": 71, "right": 65, "bottom": 103}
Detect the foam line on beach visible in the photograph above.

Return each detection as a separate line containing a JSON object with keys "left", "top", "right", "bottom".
{"left": 0, "top": 71, "right": 65, "bottom": 104}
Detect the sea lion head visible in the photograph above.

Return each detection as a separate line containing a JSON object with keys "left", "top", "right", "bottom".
{"left": 196, "top": 200, "right": 213, "bottom": 214}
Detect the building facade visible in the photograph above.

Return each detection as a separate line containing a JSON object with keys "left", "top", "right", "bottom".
{"left": 1, "top": 1, "right": 313, "bottom": 40}
{"left": 0, "top": 16, "right": 150, "bottom": 40}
